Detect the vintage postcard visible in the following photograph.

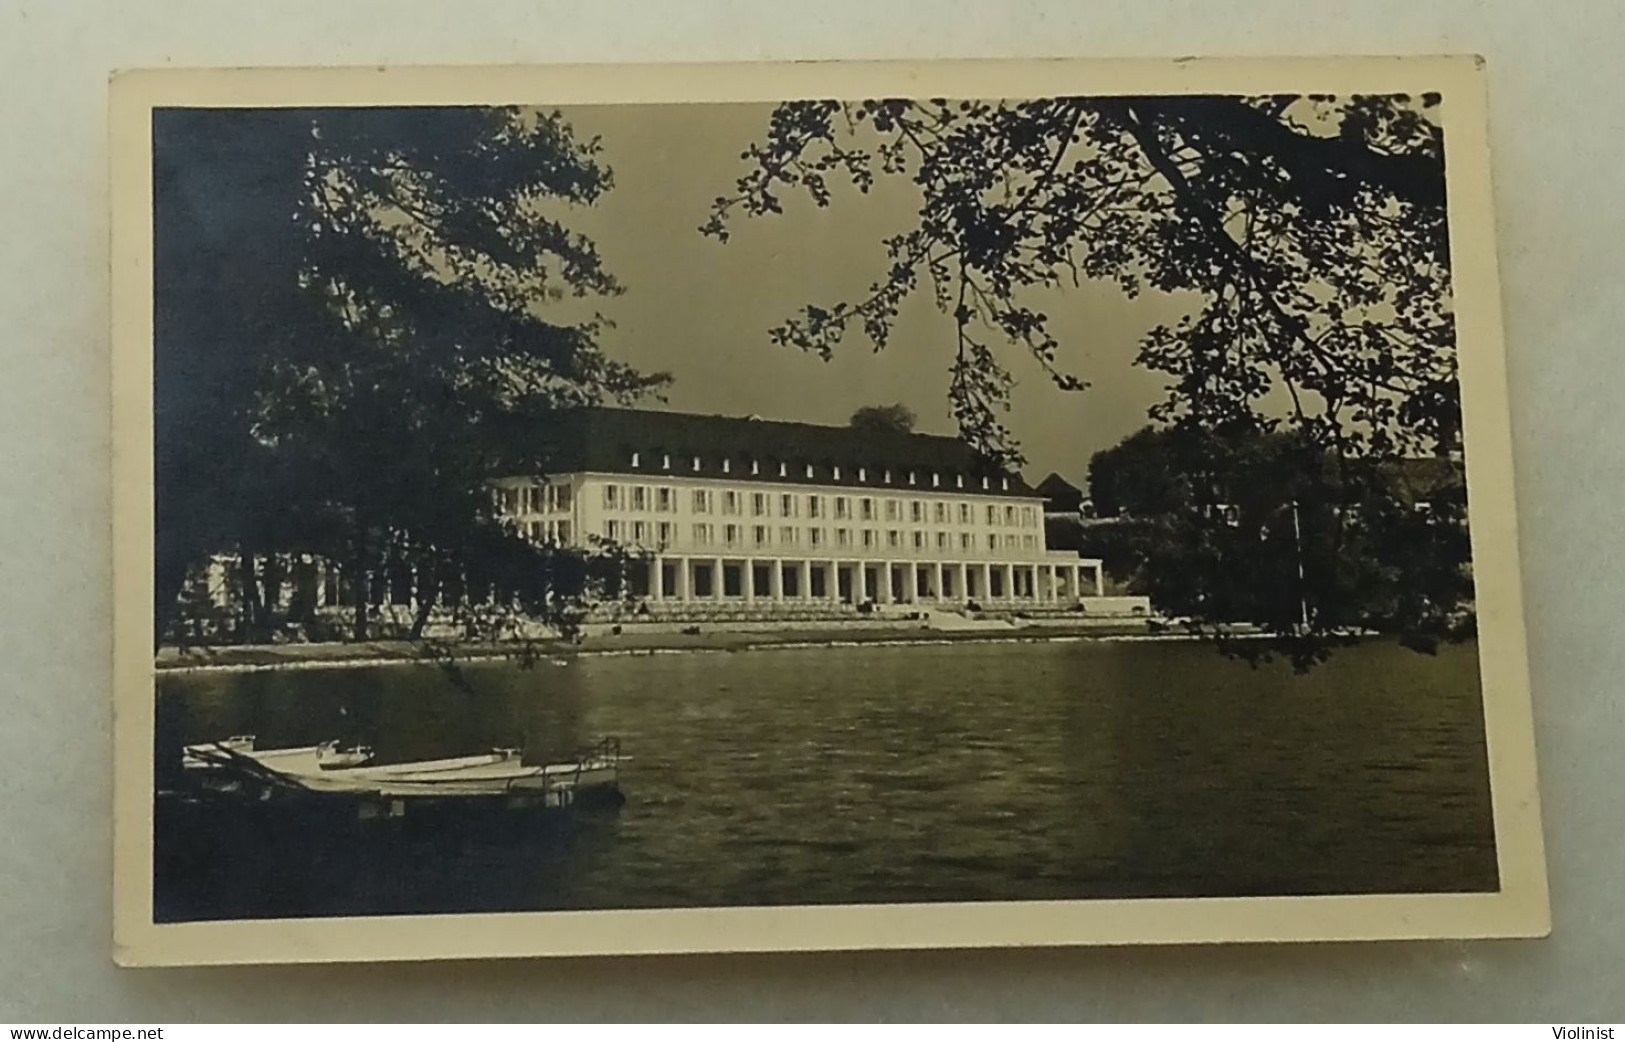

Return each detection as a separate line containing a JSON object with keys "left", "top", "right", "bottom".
{"left": 111, "top": 57, "right": 1548, "bottom": 966}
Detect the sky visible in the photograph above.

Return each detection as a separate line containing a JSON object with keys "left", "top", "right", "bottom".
{"left": 546, "top": 101, "right": 1201, "bottom": 488}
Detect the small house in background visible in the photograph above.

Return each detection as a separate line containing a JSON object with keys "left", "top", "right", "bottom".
{"left": 1035, "top": 473, "right": 1088, "bottom": 520}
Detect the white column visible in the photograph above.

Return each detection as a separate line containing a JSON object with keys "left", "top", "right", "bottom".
{"left": 798, "top": 559, "right": 812, "bottom": 601}
{"left": 1094, "top": 562, "right": 1105, "bottom": 597}
{"left": 770, "top": 558, "right": 784, "bottom": 602}
{"left": 1003, "top": 563, "right": 1016, "bottom": 602}
{"left": 980, "top": 563, "right": 993, "bottom": 601}
{"left": 712, "top": 557, "right": 725, "bottom": 601}
{"left": 878, "top": 562, "right": 893, "bottom": 604}
{"left": 743, "top": 559, "right": 755, "bottom": 603}
{"left": 956, "top": 563, "right": 969, "bottom": 603}
{"left": 901, "top": 564, "right": 916, "bottom": 603}
{"left": 855, "top": 562, "right": 869, "bottom": 603}
{"left": 827, "top": 562, "right": 841, "bottom": 603}
{"left": 931, "top": 562, "right": 944, "bottom": 601}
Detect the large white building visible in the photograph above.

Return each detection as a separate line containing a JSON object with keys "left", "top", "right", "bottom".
{"left": 492, "top": 407, "right": 1106, "bottom": 609}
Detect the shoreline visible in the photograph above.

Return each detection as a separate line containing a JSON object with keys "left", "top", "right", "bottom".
{"left": 153, "top": 619, "right": 1256, "bottom": 675}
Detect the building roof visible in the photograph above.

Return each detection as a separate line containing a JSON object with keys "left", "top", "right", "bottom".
{"left": 532, "top": 406, "right": 1038, "bottom": 498}
{"left": 1035, "top": 472, "right": 1085, "bottom": 512}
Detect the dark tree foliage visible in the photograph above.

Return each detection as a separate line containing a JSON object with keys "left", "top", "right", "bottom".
{"left": 704, "top": 93, "right": 1465, "bottom": 665}
{"left": 848, "top": 402, "right": 918, "bottom": 434}
{"left": 1087, "top": 424, "right": 1474, "bottom": 669}
{"left": 703, "top": 93, "right": 1454, "bottom": 464}
{"left": 155, "top": 107, "right": 668, "bottom": 645}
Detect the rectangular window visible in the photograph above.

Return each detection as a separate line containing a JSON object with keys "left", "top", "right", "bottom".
{"left": 604, "top": 520, "right": 621, "bottom": 540}
{"left": 724, "top": 490, "right": 741, "bottom": 515}
{"left": 958, "top": 503, "right": 971, "bottom": 524}
{"left": 887, "top": 530, "right": 901, "bottom": 548}
{"left": 781, "top": 493, "right": 798, "bottom": 518}
{"left": 656, "top": 487, "right": 674, "bottom": 513}
{"left": 987, "top": 533, "right": 998, "bottom": 550}
{"left": 692, "top": 489, "right": 712, "bottom": 514}
{"left": 860, "top": 497, "right": 875, "bottom": 521}
{"left": 631, "top": 486, "right": 649, "bottom": 512}
{"left": 658, "top": 522, "right": 674, "bottom": 545}
{"left": 752, "top": 492, "right": 768, "bottom": 517}
{"left": 724, "top": 524, "right": 740, "bottom": 547}
{"left": 910, "top": 501, "right": 924, "bottom": 523}
{"left": 959, "top": 532, "right": 972, "bottom": 550}
{"left": 554, "top": 485, "right": 572, "bottom": 511}
{"left": 913, "top": 531, "right": 925, "bottom": 549}
{"left": 835, "top": 496, "right": 850, "bottom": 520}
{"left": 603, "top": 485, "right": 621, "bottom": 510}
{"left": 862, "top": 529, "right": 876, "bottom": 548}
{"left": 555, "top": 521, "right": 572, "bottom": 544}
{"left": 986, "top": 505, "right": 998, "bottom": 526}
{"left": 836, "top": 528, "right": 851, "bottom": 547}
{"left": 1023, "top": 534, "right": 1036, "bottom": 550}
{"left": 936, "top": 531, "right": 949, "bottom": 549}
{"left": 934, "top": 502, "right": 948, "bottom": 523}
{"left": 692, "top": 523, "right": 713, "bottom": 546}
{"left": 780, "top": 525, "right": 799, "bottom": 546}
{"left": 884, "top": 500, "right": 899, "bottom": 522}
{"left": 632, "top": 520, "right": 648, "bottom": 543}
{"left": 807, "top": 495, "right": 822, "bottom": 519}
{"left": 1005, "top": 505, "right": 1017, "bottom": 526}
{"left": 809, "top": 527, "right": 824, "bottom": 547}
{"left": 754, "top": 525, "right": 769, "bottom": 548}
{"left": 528, "top": 521, "right": 544, "bottom": 541}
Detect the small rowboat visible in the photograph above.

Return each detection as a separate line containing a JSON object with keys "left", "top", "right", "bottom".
{"left": 316, "top": 740, "right": 376, "bottom": 770}
{"left": 181, "top": 735, "right": 622, "bottom": 804}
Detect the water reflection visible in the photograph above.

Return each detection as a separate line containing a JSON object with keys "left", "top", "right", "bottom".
{"left": 154, "top": 639, "right": 1498, "bottom": 921}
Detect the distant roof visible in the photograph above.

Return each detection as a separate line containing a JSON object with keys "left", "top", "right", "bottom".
{"left": 1035, "top": 472, "right": 1085, "bottom": 510}
{"left": 531, "top": 407, "right": 1038, "bottom": 498}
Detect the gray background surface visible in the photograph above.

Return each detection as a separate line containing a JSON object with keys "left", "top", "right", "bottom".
{"left": 1, "top": 0, "right": 1619, "bottom": 1022}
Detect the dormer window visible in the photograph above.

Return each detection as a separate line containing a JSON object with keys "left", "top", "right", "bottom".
{"left": 1001, "top": 477, "right": 1009, "bottom": 491}
{"left": 722, "top": 459, "right": 731, "bottom": 474}
{"left": 931, "top": 471, "right": 940, "bottom": 488}
{"left": 981, "top": 476, "right": 990, "bottom": 490}
{"left": 883, "top": 469, "right": 892, "bottom": 483}
{"left": 833, "top": 465, "right": 841, "bottom": 481}
{"left": 750, "top": 458, "right": 760, "bottom": 475}
{"left": 778, "top": 461, "right": 788, "bottom": 477}
{"left": 858, "top": 467, "right": 868, "bottom": 482}
{"left": 661, "top": 454, "right": 671, "bottom": 470}
{"left": 907, "top": 470, "right": 916, "bottom": 486}
{"left": 805, "top": 463, "right": 814, "bottom": 479}
{"left": 955, "top": 475, "right": 964, "bottom": 489}
{"left": 692, "top": 456, "right": 700, "bottom": 471}
{"left": 630, "top": 452, "right": 640, "bottom": 468}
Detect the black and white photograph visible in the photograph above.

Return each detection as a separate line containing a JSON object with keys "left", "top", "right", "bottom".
{"left": 110, "top": 58, "right": 1547, "bottom": 965}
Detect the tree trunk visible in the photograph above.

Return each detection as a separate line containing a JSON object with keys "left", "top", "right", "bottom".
{"left": 237, "top": 545, "right": 264, "bottom": 642}
{"left": 408, "top": 557, "right": 440, "bottom": 641}
{"left": 351, "top": 540, "right": 372, "bottom": 642}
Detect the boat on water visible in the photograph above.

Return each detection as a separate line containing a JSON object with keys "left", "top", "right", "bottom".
{"left": 179, "top": 734, "right": 623, "bottom": 812}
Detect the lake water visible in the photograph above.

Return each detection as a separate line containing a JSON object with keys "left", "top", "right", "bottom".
{"left": 153, "top": 638, "right": 1498, "bottom": 921}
